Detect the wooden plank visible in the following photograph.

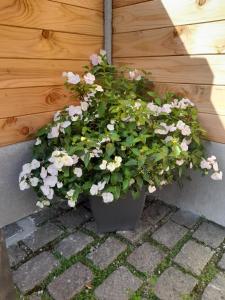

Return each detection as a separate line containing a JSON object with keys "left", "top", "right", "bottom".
{"left": 0, "top": 0, "right": 103, "bottom": 36}
{"left": 153, "top": 83, "right": 225, "bottom": 116}
{"left": 113, "top": 0, "right": 150, "bottom": 8}
{"left": 113, "top": 20, "right": 225, "bottom": 57}
{"left": 198, "top": 113, "right": 225, "bottom": 144}
{"left": 0, "top": 111, "right": 56, "bottom": 146}
{"left": 0, "top": 86, "right": 79, "bottom": 118}
{"left": 0, "top": 229, "right": 16, "bottom": 300}
{"left": 48, "top": 0, "right": 103, "bottom": 11}
{"left": 113, "top": 0, "right": 225, "bottom": 33}
{"left": 0, "top": 59, "right": 88, "bottom": 89}
{"left": 114, "top": 55, "right": 225, "bottom": 85}
{"left": 0, "top": 25, "right": 102, "bottom": 60}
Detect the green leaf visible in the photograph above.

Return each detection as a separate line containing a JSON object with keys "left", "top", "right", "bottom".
{"left": 84, "top": 152, "right": 90, "bottom": 167}
{"left": 125, "top": 159, "right": 138, "bottom": 166}
{"left": 136, "top": 176, "right": 143, "bottom": 189}
{"left": 122, "top": 178, "right": 130, "bottom": 191}
{"left": 106, "top": 143, "right": 115, "bottom": 157}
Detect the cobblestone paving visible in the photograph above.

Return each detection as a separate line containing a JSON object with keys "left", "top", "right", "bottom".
{"left": 4, "top": 198, "right": 225, "bottom": 300}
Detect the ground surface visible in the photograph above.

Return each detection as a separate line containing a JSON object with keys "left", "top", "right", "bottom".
{"left": 4, "top": 198, "right": 225, "bottom": 300}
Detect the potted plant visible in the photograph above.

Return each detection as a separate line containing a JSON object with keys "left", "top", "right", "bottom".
{"left": 19, "top": 51, "right": 222, "bottom": 232}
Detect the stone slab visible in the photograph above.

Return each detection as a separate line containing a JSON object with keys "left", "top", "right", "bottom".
{"left": 127, "top": 242, "right": 165, "bottom": 275}
{"left": 55, "top": 231, "right": 93, "bottom": 258}
{"left": 94, "top": 266, "right": 142, "bottom": 300}
{"left": 202, "top": 273, "right": 225, "bottom": 300}
{"left": 13, "top": 252, "right": 59, "bottom": 294}
{"left": 218, "top": 253, "right": 225, "bottom": 270}
{"left": 154, "top": 266, "right": 197, "bottom": 300}
{"left": 23, "top": 223, "right": 62, "bottom": 252}
{"left": 171, "top": 210, "right": 199, "bottom": 229}
{"left": 152, "top": 220, "right": 188, "bottom": 248}
{"left": 58, "top": 207, "right": 91, "bottom": 231}
{"left": 193, "top": 222, "right": 225, "bottom": 248}
{"left": 47, "top": 262, "right": 93, "bottom": 300}
{"left": 174, "top": 240, "right": 214, "bottom": 275}
{"left": 87, "top": 237, "right": 126, "bottom": 269}
{"left": 3, "top": 222, "right": 22, "bottom": 239}
{"left": 7, "top": 244, "right": 27, "bottom": 267}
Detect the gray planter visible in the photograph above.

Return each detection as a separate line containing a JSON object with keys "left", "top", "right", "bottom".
{"left": 90, "top": 188, "right": 146, "bottom": 233}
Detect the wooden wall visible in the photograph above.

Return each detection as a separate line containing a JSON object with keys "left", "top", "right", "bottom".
{"left": 0, "top": 0, "right": 103, "bottom": 146}
{"left": 113, "top": 0, "right": 225, "bottom": 143}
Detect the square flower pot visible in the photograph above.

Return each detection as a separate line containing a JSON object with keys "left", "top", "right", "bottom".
{"left": 89, "top": 188, "right": 146, "bottom": 233}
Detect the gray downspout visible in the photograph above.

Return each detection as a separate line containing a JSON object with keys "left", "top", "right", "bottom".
{"left": 104, "top": 0, "right": 112, "bottom": 64}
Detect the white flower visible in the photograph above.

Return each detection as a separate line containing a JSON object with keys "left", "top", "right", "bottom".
{"left": 54, "top": 111, "right": 61, "bottom": 121}
{"left": 164, "top": 136, "right": 173, "bottom": 143}
{"left": 48, "top": 126, "right": 59, "bottom": 139}
{"left": 61, "top": 155, "right": 74, "bottom": 167}
{"left": 161, "top": 104, "right": 172, "bottom": 114}
{"left": 40, "top": 185, "right": 54, "bottom": 199}
{"left": 90, "top": 53, "right": 101, "bottom": 66}
{"left": 74, "top": 167, "right": 82, "bottom": 177}
{"left": 22, "top": 163, "right": 32, "bottom": 175}
{"left": 61, "top": 121, "right": 71, "bottom": 128}
{"left": 35, "top": 137, "right": 41, "bottom": 145}
{"left": 43, "top": 200, "right": 50, "bottom": 206}
{"left": 81, "top": 101, "right": 89, "bottom": 111}
{"left": 129, "top": 178, "right": 135, "bottom": 186}
{"left": 31, "top": 159, "right": 40, "bottom": 170}
{"left": 148, "top": 185, "right": 156, "bottom": 193}
{"left": 44, "top": 175, "right": 58, "bottom": 187}
{"left": 211, "top": 171, "right": 223, "bottom": 180}
{"left": 129, "top": 69, "right": 142, "bottom": 81}
{"left": 107, "top": 124, "right": 114, "bottom": 131}
{"left": 155, "top": 123, "right": 168, "bottom": 135}
{"left": 90, "top": 184, "right": 99, "bottom": 195}
{"left": 95, "top": 85, "right": 104, "bottom": 92}
{"left": 207, "top": 155, "right": 216, "bottom": 163}
{"left": 107, "top": 162, "right": 116, "bottom": 172}
{"left": 66, "top": 189, "right": 74, "bottom": 199}
{"left": 200, "top": 159, "right": 212, "bottom": 170}
{"left": 181, "top": 139, "right": 189, "bottom": 152}
{"left": 47, "top": 164, "right": 58, "bottom": 176}
{"left": 68, "top": 200, "right": 76, "bottom": 207}
{"left": 30, "top": 177, "right": 39, "bottom": 187}
{"left": 71, "top": 116, "right": 79, "bottom": 122}
{"left": 36, "top": 201, "right": 44, "bottom": 209}
{"left": 176, "top": 159, "right": 184, "bottom": 166}
{"left": 67, "top": 105, "right": 82, "bottom": 116}
{"left": 72, "top": 155, "right": 79, "bottom": 164}
{"left": 114, "top": 156, "right": 122, "bottom": 168}
{"left": 176, "top": 120, "right": 186, "bottom": 130}
{"left": 100, "top": 49, "right": 106, "bottom": 56}
{"left": 181, "top": 125, "right": 191, "bottom": 136}
{"left": 102, "top": 192, "right": 114, "bottom": 203}
{"left": 134, "top": 101, "right": 141, "bottom": 109}
{"left": 160, "top": 180, "right": 167, "bottom": 186}
{"left": 66, "top": 72, "right": 80, "bottom": 84}
{"left": 97, "top": 181, "right": 106, "bottom": 191}
{"left": 57, "top": 181, "right": 63, "bottom": 188}
{"left": 100, "top": 160, "right": 107, "bottom": 170}
{"left": 84, "top": 72, "right": 95, "bottom": 84}
{"left": 40, "top": 167, "right": 47, "bottom": 179}
{"left": 190, "top": 162, "right": 193, "bottom": 169}
{"left": 212, "top": 161, "right": 219, "bottom": 172}
{"left": 19, "top": 180, "right": 30, "bottom": 190}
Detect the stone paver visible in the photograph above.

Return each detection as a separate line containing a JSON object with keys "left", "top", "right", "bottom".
{"left": 218, "top": 253, "right": 225, "bottom": 270}
{"left": 94, "top": 266, "right": 142, "bottom": 300}
{"left": 193, "top": 222, "right": 225, "bottom": 248}
{"left": 13, "top": 252, "right": 59, "bottom": 294}
{"left": 87, "top": 237, "right": 126, "bottom": 269}
{"left": 202, "top": 272, "right": 225, "bottom": 300}
{"left": 174, "top": 240, "right": 214, "bottom": 275}
{"left": 29, "top": 293, "right": 42, "bottom": 300}
{"left": 23, "top": 223, "right": 62, "bottom": 252}
{"left": 7, "top": 243, "right": 27, "bottom": 267}
{"left": 127, "top": 242, "right": 165, "bottom": 275}
{"left": 58, "top": 207, "right": 91, "bottom": 231}
{"left": 154, "top": 266, "right": 197, "bottom": 300}
{"left": 117, "top": 201, "right": 170, "bottom": 243}
{"left": 171, "top": 209, "right": 199, "bottom": 229}
{"left": 47, "top": 262, "right": 93, "bottom": 300}
{"left": 152, "top": 220, "right": 188, "bottom": 248}
{"left": 55, "top": 231, "right": 93, "bottom": 258}
{"left": 30, "top": 206, "right": 60, "bottom": 226}
{"left": 3, "top": 222, "right": 22, "bottom": 239}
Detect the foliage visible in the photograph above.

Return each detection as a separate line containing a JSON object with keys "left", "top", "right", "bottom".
{"left": 19, "top": 50, "right": 222, "bottom": 208}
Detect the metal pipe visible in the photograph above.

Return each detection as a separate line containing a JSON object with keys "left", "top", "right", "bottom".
{"left": 104, "top": 0, "right": 112, "bottom": 64}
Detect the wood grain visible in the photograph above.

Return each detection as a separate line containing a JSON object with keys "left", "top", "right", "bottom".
{"left": 198, "top": 113, "right": 225, "bottom": 143}
{"left": 153, "top": 83, "right": 225, "bottom": 116}
{"left": 113, "top": 0, "right": 225, "bottom": 33}
{"left": 114, "top": 55, "right": 225, "bottom": 85}
{"left": 113, "top": 0, "right": 150, "bottom": 8}
{"left": 0, "top": 0, "right": 103, "bottom": 36}
{"left": 0, "top": 86, "right": 79, "bottom": 118}
{"left": 48, "top": 0, "right": 103, "bottom": 11}
{"left": 113, "top": 20, "right": 225, "bottom": 57}
{"left": 0, "top": 59, "right": 88, "bottom": 89}
{"left": 0, "top": 25, "right": 102, "bottom": 59}
{"left": 0, "top": 111, "right": 56, "bottom": 146}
